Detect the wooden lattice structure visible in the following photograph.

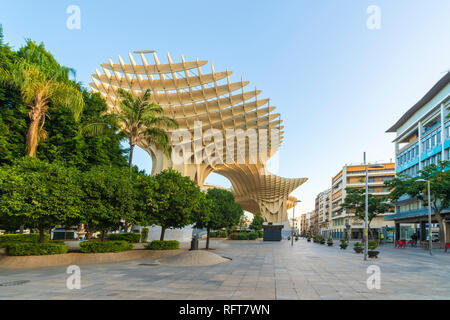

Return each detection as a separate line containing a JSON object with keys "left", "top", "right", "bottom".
{"left": 90, "top": 51, "right": 307, "bottom": 223}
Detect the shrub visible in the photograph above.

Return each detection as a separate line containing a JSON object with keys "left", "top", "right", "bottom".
{"left": 106, "top": 233, "right": 141, "bottom": 243}
{"left": 327, "top": 237, "right": 333, "bottom": 244}
{"left": 210, "top": 231, "right": 228, "bottom": 238}
{"left": 145, "top": 240, "right": 180, "bottom": 250}
{"left": 0, "top": 233, "right": 50, "bottom": 244}
{"left": 354, "top": 241, "right": 362, "bottom": 248}
{"left": 368, "top": 240, "right": 379, "bottom": 251}
{"left": 258, "top": 230, "right": 264, "bottom": 238}
{"left": 140, "top": 228, "right": 149, "bottom": 243}
{"left": 248, "top": 232, "right": 258, "bottom": 240}
{"left": 80, "top": 240, "right": 133, "bottom": 253}
{"left": 237, "top": 233, "right": 249, "bottom": 240}
{"left": 6, "top": 242, "right": 69, "bottom": 256}
{"left": 229, "top": 232, "right": 239, "bottom": 240}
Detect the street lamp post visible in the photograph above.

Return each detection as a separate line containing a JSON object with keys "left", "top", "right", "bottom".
{"left": 363, "top": 152, "right": 384, "bottom": 261}
{"left": 292, "top": 200, "right": 301, "bottom": 246}
{"left": 417, "top": 178, "right": 432, "bottom": 256}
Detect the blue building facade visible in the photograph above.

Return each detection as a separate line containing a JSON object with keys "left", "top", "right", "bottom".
{"left": 385, "top": 72, "right": 450, "bottom": 244}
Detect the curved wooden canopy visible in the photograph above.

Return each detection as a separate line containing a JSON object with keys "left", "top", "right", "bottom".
{"left": 90, "top": 52, "right": 307, "bottom": 222}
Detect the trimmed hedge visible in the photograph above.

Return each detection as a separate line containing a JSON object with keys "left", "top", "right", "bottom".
{"left": 145, "top": 240, "right": 180, "bottom": 250}
{"left": 229, "top": 232, "right": 259, "bottom": 240}
{"left": 0, "top": 233, "right": 50, "bottom": 244}
{"left": 80, "top": 240, "right": 133, "bottom": 253}
{"left": 248, "top": 232, "right": 258, "bottom": 240}
{"left": 6, "top": 242, "right": 69, "bottom": 256}
{"left": 106, "top": 232, "right": 141, "bottom": 243}
{"left": 209, "top": 231, "right": 227, "bottom": 238}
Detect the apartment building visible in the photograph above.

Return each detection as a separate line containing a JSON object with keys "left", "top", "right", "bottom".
{"left": 308, "top": 209, "right": 319, "bottom": 235}
{"left": 315, "top": 189, "right": 332, "bottom": 238}
{"left": 330, "top": 163, "right": 396, "bottom": 239}
{"left": 385, "top": 72, "right": 450, "bottom": 244}
{"left": 300, "top": 213, "right": 307, "bottom": 236}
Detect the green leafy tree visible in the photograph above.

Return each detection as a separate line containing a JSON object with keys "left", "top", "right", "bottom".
{"left": 197, "top": 188, "right": 244, "bottom": 248}
{"left": 0, "top": 40, "right": 84, "bottom": 157}
{"left": 385, "top": 160, "right": 450, "bottom": 247}
{"left": 249, "top": 214, "right": 265, "bottom": 231}
{"left": 80, "top": 166, "right": 140, "bottom": 240}
{"left": 191, "top": 192, "right": 214, "bottom": 248}
{"left": 144, "top": 169, "right": 204, "bottom": 240}
{"left": 341, "top": 187, "right": 391, "bottom": 239}
{"left": 83, "top": 88, "right": 178, "bottom": 168}
{"left": 0, "top": 158, "right": 83, "bottom": 242}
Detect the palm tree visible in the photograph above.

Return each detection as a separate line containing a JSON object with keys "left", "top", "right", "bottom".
{"left": 0, "top": 60, "right": 84, "bottom": 157}
{"left": 84, "top": 88, "right": 178, "bottom": 168}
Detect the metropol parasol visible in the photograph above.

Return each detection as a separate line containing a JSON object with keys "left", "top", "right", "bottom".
{"left": 90, "top": 51, "right": 307, "bottom": 223}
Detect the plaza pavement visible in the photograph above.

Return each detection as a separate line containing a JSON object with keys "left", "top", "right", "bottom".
{"left": 0, "top": 239, "right": 448, "bottom": 300}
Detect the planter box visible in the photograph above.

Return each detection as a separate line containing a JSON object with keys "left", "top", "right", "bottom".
{"left": 353, "top": 247, "right": 363, "bottom": 253}
{"left": 368, "top": 250, "right": 379, "bottom": 258}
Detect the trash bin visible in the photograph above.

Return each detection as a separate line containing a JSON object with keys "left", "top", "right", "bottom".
{"left": 190, "top": 235, "right": 199, "bottom": 250}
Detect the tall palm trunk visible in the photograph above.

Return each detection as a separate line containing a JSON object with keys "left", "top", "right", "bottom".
{"left": 128, "top": 143, "right": 135, "bottom": 168}
{"left": 26, "top": 113, "right": 41, "bottom": 157}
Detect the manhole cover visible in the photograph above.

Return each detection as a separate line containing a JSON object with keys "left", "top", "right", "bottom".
{"left": 139, "top": 263, "right": 159, "bottom": 266}
{"left": 0, "top": 280, "right": 30, "bottom": 286}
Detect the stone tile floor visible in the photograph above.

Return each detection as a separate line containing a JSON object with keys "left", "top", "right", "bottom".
{"left": 0, "top": 239, "right": 449, "bottom": 300}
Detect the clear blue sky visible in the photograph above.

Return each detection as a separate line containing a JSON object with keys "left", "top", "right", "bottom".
{"left": 1, "top": 0, "right": 450, "bottom": 215}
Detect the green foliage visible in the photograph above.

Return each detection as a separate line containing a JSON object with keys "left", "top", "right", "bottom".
{"left": 249, "top": 215, "right": 264, "bottom": 231}
{"left": 141, "top": 227, "right": 149, "bottom": 243}
{"left": 0, "top": 30, "right": 128, "bottom": 168}
{"left": 368, "top": 240, "right": 379, "bottom": 251}
{"left": 197, "top": 188, "right": 243, "bottom": 233}
{"left": 144, "top": 169, "right": 205, "bottom": 240}
{"left": 327, "top": 237, "right": 333, "bottom": 244}
{"left": 341, "top": 187, "right": 391, "bottom": 237}
{"left": 313, "top": 235, "right": 325, "bottom": 243}
{"left": 80, "top": 166, "right": 141, "bottom": 237}
{"left": 106, "top": 232, "right": 141, "bottom": 243}
{"left": 145, "top": 240, "right": 180, "bottom": 250}
{"left": 385, "top": 161, "right": 450, "bottom": 214}
{"left": 79, "top": 240, "right": 133, "bottom": 253}
{"left": 229, "top": 232, "right": 239, "bottom": 240}
{"left": 0, "top": 158, "right": 83, "bottom": 241}
{"left": 385, "top": 161, "right": 450, "bottom": 247}
{"left": 0, "top": 233, "right": 50, "bottom": 244}
{"left": 247, "top": 232, "right": 258, "bottom": 240}
{"left": 83, "top": 88, "right": 178, "bottom": 167}
{"left": 258, "top": 230, "right": 264, "bottom": 238}
{"left": 228, "top": 232, "right": 258, "bottom": 240}
{"left": 354, "top": 241, "right": 362, "bottom": 248}
{"left": 237, "top": 233, "right": 249, "bottom": 240}
{"left": 209, "top": 231, "right": 227, "bottom": 238}
{"left": 6, "top": 242, "right": 69, "bottom": 256}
